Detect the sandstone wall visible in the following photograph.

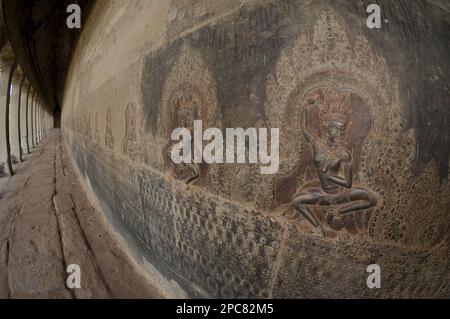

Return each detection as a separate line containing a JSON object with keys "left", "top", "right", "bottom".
{"left": 61, "top": 0, "right": 450, "bottom": 298}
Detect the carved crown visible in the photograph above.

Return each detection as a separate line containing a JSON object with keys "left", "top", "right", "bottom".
{"left": 319, "top": 86, "right": 352, "bottom": 129}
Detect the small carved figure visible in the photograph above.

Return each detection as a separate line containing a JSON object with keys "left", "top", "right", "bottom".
{"left": 123, "top": 103, "right": 140, "bottom": 160}
{"left": 164, "top": 90, "right": 201, "bottom": 184}
{"left": 292, "top": 90, "right": 377, "bottom": 234}
{"left": 105, "top": 108, "right": 114, "bottom": 150}
{"left": 94, "top": 112, "right": 100, "bottom": 144}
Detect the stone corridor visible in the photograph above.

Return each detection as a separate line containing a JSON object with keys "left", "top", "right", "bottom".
{"left": 0, "top": 130, "right": 164, "bottom": 299}
{"left": 0, "top": 0, "right": 448, "bottom": 299}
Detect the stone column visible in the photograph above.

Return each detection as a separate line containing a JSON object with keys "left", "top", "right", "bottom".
{"left": 42, "top": 105, "right": 46, "bottom": 138}
{"left": 40, "top": 104, "right": 44, "bottom": 140}
{"left": 38, "top": 102, "right": 42, "bottom": 143}
{"left": 9, "top": 72, "right": 23, "bottom": 163}
{"left": 46, "top": 109, "right": 50, "bottom": 135}
{"left": 20, "top": 80, "right": 29, "bottom": 156}
{"left": 30, "top": 91, "right": 35, "bottom": 149}
{"left": 34, "top": 96, "right": 38, "bottom": 146}
{"left": 38, "top": 101, "right": 43, "bottom": 143}
{"left": 25, "top": 86, "right": 31, "bottom": 153}
{"left": 44, "top": 109, "right": 47, "bottom": 137}
{"left": 37, "top": 99, "right": 42, "bottom": 144}
{"left": 17, "top": 76, "right": 26, "bottom": 161}
{"left": 40, "top": 103, "right": 44, "bottom": 141}
{"left": 0, "top": 60, "right": 17, "bottom": 176}
{"left": 45, "top": 112, "right": 48, "bottom": 136}
{"left": 36, "top": 100, "right": 39, "bottom": 144}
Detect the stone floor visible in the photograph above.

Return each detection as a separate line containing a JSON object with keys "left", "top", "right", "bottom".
{"left": 0, "top": 130, "right": 164, "bottom": 299}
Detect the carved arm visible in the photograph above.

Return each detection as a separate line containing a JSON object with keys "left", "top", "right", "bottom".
{"left": 327, "top": 162, "right": 353, "bottom": 189}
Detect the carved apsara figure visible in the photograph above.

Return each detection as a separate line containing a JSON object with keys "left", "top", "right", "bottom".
{"left": 164, "top": 89, "right": 201, "bottom": 184}
{"left": 105, "top": 108, "right": 114, "bottom": 150}
{"left": 292, "top": 89, "right": 377, "bottom": 234}
{"left": 123, "top": 103, "right": 140, "bottom": 160}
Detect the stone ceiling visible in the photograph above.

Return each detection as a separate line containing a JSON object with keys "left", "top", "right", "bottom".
{"left": 1, "top": 0, "right": 93, "bottom": 112}
{"left": 0, "top": 0, "right": 447, "bottom": 113}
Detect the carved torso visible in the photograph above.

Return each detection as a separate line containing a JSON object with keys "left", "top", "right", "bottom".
{"left": 313, "top": 140, "right": 352, "bottom": 194}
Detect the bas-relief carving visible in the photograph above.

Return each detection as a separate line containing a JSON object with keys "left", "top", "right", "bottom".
{"left": 94, "top": 112, "right": 100, "bottom": 144}
{"left": 155, "top": 10, "right": 395, "bottom": 240}
{"left": 123, "top": 103, "right": 141, "bottom": 161}
{"left": 65, "top": 4, "right": 449, "bottom": 298}
{"left": 264, "top": 8, "right": 447, "bottom": 246}
{"left": 163, "top": 84, "right": 204, "bottom": 184}
{"left": 86, "top": 113, "right": 92, "bottom": 141}
{"left": 150, "top": 7, "right": 448, "bottom": 287}
{"left": 159, "top": 44, "right": 220, "bottom": 185}
{"left": 105, "top": 108, "right": 114, "bottom": 151}
{"left": 265, "top": 8, "right": 449, "bottom": 298}
{"left": 289, "top": 86, "right": 378, "bottom": 237}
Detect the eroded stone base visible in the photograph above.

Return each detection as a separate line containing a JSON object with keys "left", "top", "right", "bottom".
{"left": 0, "top": 130, "right": 165, "bottom": 299}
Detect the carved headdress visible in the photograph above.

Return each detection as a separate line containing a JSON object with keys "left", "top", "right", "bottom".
{"left": 319, "top": 86, "right": 352, "bottom": 129}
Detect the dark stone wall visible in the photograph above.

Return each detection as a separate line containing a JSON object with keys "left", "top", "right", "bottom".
{"left": 142, "top": 0, "right": 450, "bottom": 180}
{"left": 62, "top": 0, "right": 450, "bottom": 298}
{"left": 2, "top": 0, "right": 94, "bottom": 112}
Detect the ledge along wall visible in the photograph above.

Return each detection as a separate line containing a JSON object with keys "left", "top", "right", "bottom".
{"left": 61, "top": 0, "right": 450, "bottom": 298}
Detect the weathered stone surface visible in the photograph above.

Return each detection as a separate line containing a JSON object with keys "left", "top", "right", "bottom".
{"left": 7, "top": 135, "right": 71, "bottom": 299}
{"left": 0, "top": 130, "right": 165, "bottom": 299}
{"left": 60, "top": 0, "right": 450, "bottom": 298}
{"left": 0, "top": 149, "right": 39, "bottom": 298}
{"left": 53, "top": 190, "right": 110, "bottom": 298}
{"left": 58, "top": 136, "right": 166, "bottom": 299}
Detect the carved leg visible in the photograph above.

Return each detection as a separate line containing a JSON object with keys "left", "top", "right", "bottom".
{"left": 292, "top": 193, "right": 321, "bottom": 228}
{"left": 184, "top": 163, "right": 200, "bottom": 184}
{"left": 337, "top": 188, "right": 377, "bottom": 214}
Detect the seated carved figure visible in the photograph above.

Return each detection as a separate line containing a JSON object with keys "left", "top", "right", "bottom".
{"left": 292, "top": 93, "right": 377, "bottom": 235}
{"left": 164, "top": 92, "right": 201, "bottom": 184}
